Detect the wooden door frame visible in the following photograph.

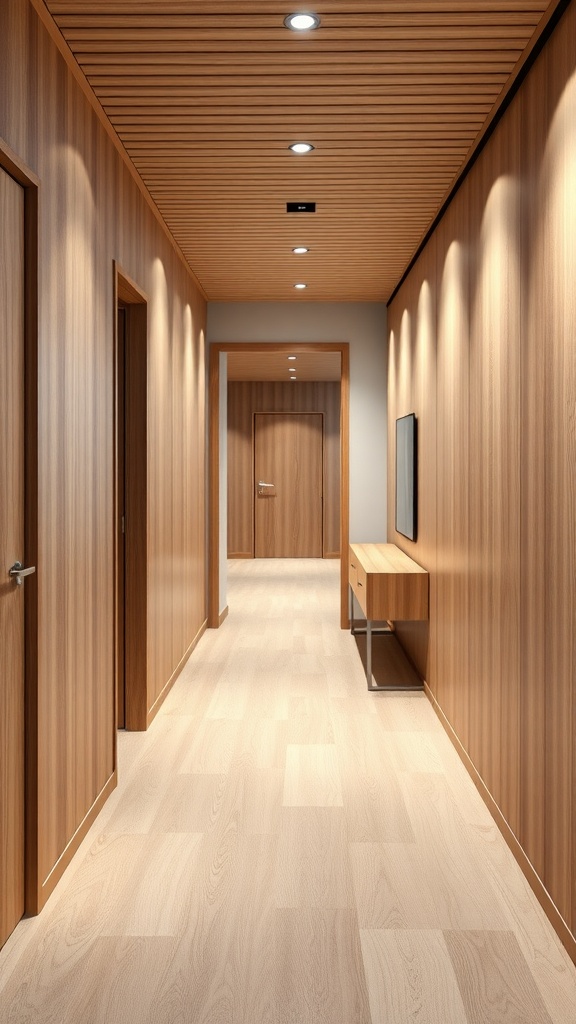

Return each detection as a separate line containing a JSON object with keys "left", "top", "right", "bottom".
{"left": 113, "top": 263, "right": 149, "bottom": 731}
{"left": 208, "top": 342, "right": 350, "bottom": 628}
{"left": 0, "top": 138, "right": 40, "bottom": 914}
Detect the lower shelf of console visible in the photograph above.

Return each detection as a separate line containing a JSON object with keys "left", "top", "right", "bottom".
{"left": 351, "top": 628, "right": 423, "bottom": 691}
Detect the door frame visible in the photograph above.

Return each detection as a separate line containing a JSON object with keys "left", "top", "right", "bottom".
{"left": 0, "top": 137, "right": 40, "bottom": 914}
{"left": 208, "top": 341, "right": 350, "bottom": 628}
{"left": 113, "top": 263, "right": 149, "bottom": 731}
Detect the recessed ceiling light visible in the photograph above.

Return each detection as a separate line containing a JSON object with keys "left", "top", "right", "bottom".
{"left": 284, "top": 13, "right": 320, "bottom": 31}
{"left": 293, "top": 247, "right": 309, "bottom": 254}
{"left": 294, "top": 283, "right": 307, "bottom": 289}
{"left": 288, "top": 355, "right": 297, "bottom": 360}
{"left": 289, "top": 142, "right": 314, "bottom": 155}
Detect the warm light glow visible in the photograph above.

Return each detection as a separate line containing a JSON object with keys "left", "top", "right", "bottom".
{"left": 294, "top": 283, "right": 307, "bottom": 289}
{"left": 293, "top": 247, "right": 309, "bottom": 254}
{"left": 288, "top": 355, "right": 297, "bottom": 360}
{"left": 289, "top": 143, "right": 314, "bottom": 154}
{"left": 284, "top": 13, "right": 320, "bottom": 31}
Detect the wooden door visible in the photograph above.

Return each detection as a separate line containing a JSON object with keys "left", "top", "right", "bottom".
{"left": 0, "top": 167, "right": 26, "bottom": 947}
{"left": 116, "top": 306, "right": 126, "bottom": 728}
{"left": 254, "top": 412, "right": 323, "bottom": 557}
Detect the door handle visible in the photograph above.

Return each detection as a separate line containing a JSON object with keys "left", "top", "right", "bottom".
{"left": 258, "top": 481, "right": 274, "bottom": 487}
{"left": 9, "top": 561, "right": 36, "bottom": 586}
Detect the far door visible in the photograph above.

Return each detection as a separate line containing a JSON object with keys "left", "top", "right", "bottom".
{"left": 254, "top": 412, "right": 323, "bottom": 557}
{"left": 0, "top": 166, "right": 26, "bottom": 948}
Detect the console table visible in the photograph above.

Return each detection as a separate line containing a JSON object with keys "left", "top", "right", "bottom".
{"left": 349, "top": 542, "right": 429, "bottom": 691}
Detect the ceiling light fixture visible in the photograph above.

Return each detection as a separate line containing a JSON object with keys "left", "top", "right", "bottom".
{"left": 294, "top": 283, "right": 307, "bottom": 289}
{"left": 284, "top": 13, "right": 320, "bottom": 31}
{"left": 288, "top": 355, "right": 297, "bottom": 360}
{"left": 292, "top": 247, "right": 309, "bottom": 254}
{"left": 289, "top": 142, "right": 314, "bottom": 154}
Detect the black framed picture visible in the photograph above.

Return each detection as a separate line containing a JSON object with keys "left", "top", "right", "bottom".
{"left": 395, "top": 413, "right": 417, "bottom": 541}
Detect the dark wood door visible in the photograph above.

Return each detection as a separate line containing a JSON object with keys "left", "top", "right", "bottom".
{"left": 254, "top": 412, "right": 323, "bottom": 557}
{"left": 116, "top": 306, "right": 127, "bottom": 728}
{"left": 0, "top": 167, "right": 26, "bottom": 947}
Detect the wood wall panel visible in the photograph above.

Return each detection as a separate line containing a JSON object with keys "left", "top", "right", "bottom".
{"left": 228, "top": 381, "right": 340, "bottom": 559}
{"left": 0, "top": 0, "right": 206, "bottom": 911}
{"left": 387, "top": 0, "right": 576, "bottom": 953}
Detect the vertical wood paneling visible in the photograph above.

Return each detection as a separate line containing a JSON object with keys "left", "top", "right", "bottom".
{"left": 227, "top": 381, "right": 341, "bottom": 559}
{"left": 467, "top": 107, "right": 521, "bottom": 836}
{"left": 434, "top": 187, "right": 471, "bottom": 748}
{"left": 539, "top": 24, "right": 576, "bottom": 932}
{"left": 388, "top": 0, "right": 576, "bottom": 952}
{"left": 519, "top": 61, "right": 548, "bottom": 883}
{"left": 387, "top": 238, "right": 437, "bottom": 683}
{"left": 1, "top": 0, "right": 206, "bottom": 910}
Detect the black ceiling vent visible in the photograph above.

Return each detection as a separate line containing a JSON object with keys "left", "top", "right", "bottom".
{"left": 286, "top": 202, "right": 316, "bottom": 213}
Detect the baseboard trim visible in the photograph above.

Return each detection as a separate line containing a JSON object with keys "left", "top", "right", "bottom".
{"left": 424, "top": 681, "right": 576, "bottom": 966}
{"left": 37, "top": 770, "right": 117, "bottom": 911}
{"left": 228, "top": 552, "right": 252, "bottom": 559}
{"left": 218, "top": 605, "right": 229, "bottom": 626}
{"left": 146, "top": 618, "right": 208, "bottom": 726}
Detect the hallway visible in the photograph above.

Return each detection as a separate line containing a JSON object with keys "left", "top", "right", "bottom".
{"left": 1, "top": 560, "right": 575, "bottom": 1022}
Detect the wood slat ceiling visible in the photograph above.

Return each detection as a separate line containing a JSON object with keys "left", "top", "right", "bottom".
{"left": 45, "top": 1, "right": 557, "bottom": 302}
{"left": 227, "top": 349, "right": 341, "bottom": 380}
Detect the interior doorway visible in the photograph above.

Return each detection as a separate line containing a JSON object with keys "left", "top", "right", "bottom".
{"left": 0, "top": 144, "right": 39, "bottom": 941}
{"left": 114, "top": 265, "right": 148, "bottom": 731}
{"left": 0, "top": 165, "right": 26, "bottom": 949}
{"left": 208, "top": 342, "right": 350, "bottom": 628}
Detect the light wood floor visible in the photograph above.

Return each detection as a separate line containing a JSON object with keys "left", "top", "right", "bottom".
{"left": 1, "top": 559, "right": 576, "bottom": 1022}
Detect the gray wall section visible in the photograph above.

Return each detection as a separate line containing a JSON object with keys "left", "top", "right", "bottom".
{"left": 207, "top": 301, "right": 388, "bottom": 546}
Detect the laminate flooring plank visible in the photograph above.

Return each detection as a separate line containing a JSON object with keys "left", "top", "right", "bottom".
{"left": 275, "top": 807, "right": 355, "bottom": 909}
{"left": 150, "top": 773, "right": 227, "bottom": 833}
{"left": 340, "top": 769, "right": 416, "bottom": 843}
{"left": 232, "top": 717, "right": 288, "bottom": 771}
{"left": 360, "top": 928, "right": 468, "bottom": 1024}
{"left": 177, "top": 718, "right": 242, "bottom": 774}
{"left": 331, "top": 711, "right": 395, "bottom": 775}
{"left": 375, "top": 691, "right": 438, "bottom": 732}
{"left": 275, "top": 908, "right": 372, "bottom": 1024}
{"left": 445, "top": 930, "right": 555, "bottom": 1024}
{"left": 283, "top": 743, "right": 343, "bottom": 807}
{"left": 351, "top": 836, "right": 508, "bottom": 931}
{"left": 0, "top": 936, "right": 178, "bottom": 1024}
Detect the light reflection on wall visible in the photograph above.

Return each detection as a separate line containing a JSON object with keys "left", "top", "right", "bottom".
{"left": 415, "top": 279, "right": 435, "bottom": 402}
{"left": 398, "top": 307, "right": 412, "bottom": 413}
{"left": 438, "top": 240, "right": 467, "bottom": 389}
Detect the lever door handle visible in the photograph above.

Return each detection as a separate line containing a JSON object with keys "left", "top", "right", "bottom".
{"left": 258, "top": 481, "right": 274, "bottom": 487}
{"left": 9, "top": 561, "right": 36, "bottom": 586}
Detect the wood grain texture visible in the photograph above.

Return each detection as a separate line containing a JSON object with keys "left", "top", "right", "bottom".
{"left": 387, "top": 0, "right": 576, "bottom": 954}
{"left": 349, "top": 542, "right": 429, "bottom": 621}
{"left": 255, "top": 412, "right": 323, "bottom": 558}
{"left": 360, "top": 929, "right": 468, "bottom": 1024}
{"left": 228, "top": 381, "right": 340, "bottom": 558}
{"left": 1, "top": 559, "right": 576, "bottom": 1019}
{"left": 0, "top": 167, "right": 25, "bottom": 948}
{"left": 0, "top": 0, "right": 206, "bottom": 911}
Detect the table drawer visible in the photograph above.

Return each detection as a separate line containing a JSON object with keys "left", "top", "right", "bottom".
{"left": 349, "top": 555, "right": 368, "bottom": 615}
